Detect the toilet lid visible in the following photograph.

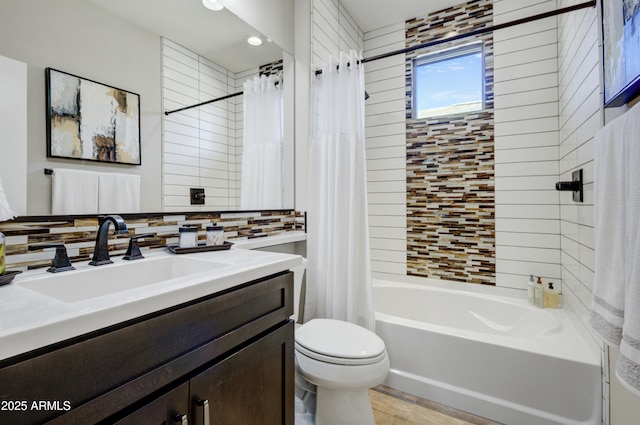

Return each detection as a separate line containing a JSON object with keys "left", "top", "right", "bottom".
{"left": 295, "top": 319, "right": 386, "bottom": 365}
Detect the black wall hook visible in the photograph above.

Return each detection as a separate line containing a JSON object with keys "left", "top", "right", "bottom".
{"left": 555, "top": 169, "right": 583, "bottom": 202}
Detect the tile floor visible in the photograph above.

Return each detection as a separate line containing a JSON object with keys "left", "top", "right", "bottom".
{"left": 369, "top": 386, "right": 503, "bottom": 425}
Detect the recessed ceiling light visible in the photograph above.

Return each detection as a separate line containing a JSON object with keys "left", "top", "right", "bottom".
{"left": 247, "top": 36, "right": 263, "bottom": 46}
{"left": 202, "top": 0, "right": 224, "bottom": 11}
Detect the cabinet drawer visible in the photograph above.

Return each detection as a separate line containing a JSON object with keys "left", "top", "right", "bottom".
{"left": 0, "top": 271, "right": 293, "bottom": 425}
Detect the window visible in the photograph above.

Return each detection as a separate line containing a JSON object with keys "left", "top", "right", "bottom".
{"left": 413, "top": 43, "right": 484, "bottom": 119}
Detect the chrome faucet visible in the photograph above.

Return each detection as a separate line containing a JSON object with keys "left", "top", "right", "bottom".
{"left": 89, "top": 215, "right": 129, "bottom": 266}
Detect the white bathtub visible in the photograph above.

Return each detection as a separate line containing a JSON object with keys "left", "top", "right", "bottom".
{"left": 373, "top": 279, "right": 601, "bottom": 425}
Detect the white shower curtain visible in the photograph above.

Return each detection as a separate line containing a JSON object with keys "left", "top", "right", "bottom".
{"left": 306, "top": 51, "right": 374, "bottom": 331}
{"left": 241, "top": 74, "right": 283, "bottom": 210}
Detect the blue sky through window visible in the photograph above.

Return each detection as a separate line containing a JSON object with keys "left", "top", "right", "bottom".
{"left": 415, "top": 50, "right": 483, "bottom": 117}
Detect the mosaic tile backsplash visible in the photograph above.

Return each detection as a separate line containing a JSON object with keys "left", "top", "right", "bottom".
{"left": 259, "top": 59, "right": 284, "bottom": 77}
{"left": 405, "top": 0, "right": 496, "bottom": 284}
{"left": 0, "top": 211, "right": 302, "bottom": 271}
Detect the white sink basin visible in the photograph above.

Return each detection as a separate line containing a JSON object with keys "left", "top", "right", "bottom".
{"left": 17, "top": 256, "right": 230, "bottom": 303}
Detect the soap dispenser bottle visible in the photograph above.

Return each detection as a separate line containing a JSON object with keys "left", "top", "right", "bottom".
{"left": 0, "top": 232, "right": 5, "bottom": 275}
{"left": 178, "top": 224, "right": 198, "bottom": 248}
{"left": 534, "top": 276, "right": 544, "bottom": 308}
{"left": 527, "top": 274, "right": 535, "bottom": 304}
{"left": 544, "top": 282, "right": 561, "bottom": 308}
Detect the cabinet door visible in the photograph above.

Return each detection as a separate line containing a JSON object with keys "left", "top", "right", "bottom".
{"left": 114, "top": 382, "right": 189, "bottom": 425}
{"left": 190, "top": 322, "right": 294, "bottom": 425}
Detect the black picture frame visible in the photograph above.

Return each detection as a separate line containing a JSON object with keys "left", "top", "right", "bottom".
{"left": 45, "top": 68, "right": 141, "bottom": 165}
{"left": 602, "top": 0, "right": 640, "bottom": 107}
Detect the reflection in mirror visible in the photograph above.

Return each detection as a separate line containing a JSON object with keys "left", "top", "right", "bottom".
{"left": 0, "top": 0, "right": 293, "bottom": 215}
{"left": 160, "top": 37, "right": 293, "bottom": 212}
{"left": 90, "top": 0, "right": 294, "bottom": 212}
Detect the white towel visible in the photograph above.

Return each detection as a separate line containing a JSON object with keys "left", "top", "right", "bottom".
{"left": 0, "top": 176, "right": 15, "bottom": 221}
{"left": 591, "top": 101, "right": 640, "bottom": 397}
{"left": 51, "top": 168, "right": 99, "bottom": 215}
{"left": 591, "top": 115, "right": 627, "bottom": 346}
{"left": 617, "top": 102, "right": 640, "bottom": 397}
{"left": 97, "top": 172, "right": 140, "bottom": 214}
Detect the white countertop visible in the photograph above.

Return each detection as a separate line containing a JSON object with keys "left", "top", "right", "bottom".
{"left": 231, "top": 231, "right": 307, "bottom": 249}
{"left": 0, "top": 246, "right": 303, "bottom": 362}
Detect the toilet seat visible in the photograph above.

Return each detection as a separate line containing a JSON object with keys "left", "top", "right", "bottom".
{"left": 295, "top": 319, "right": 387, "bottom": 366}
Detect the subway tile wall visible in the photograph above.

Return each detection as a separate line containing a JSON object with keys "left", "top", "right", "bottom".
{"left": 162, "top": 38, "right": 242, "bottom": 211}
{"left": 162, "top": 40, "right": 285, "bottom": 213}
{"left": 364, "top": 23, "right": 408, "bottom": 276}
{"left": 311, "top": 0, "right": 364, "bottom": 66}
{"left": 362, "top": 0, "right": 582, "bottom": 292}
{"left": 313, "top": 0, "right": 597, "bottom": 294}
{"left": 556, "top": 0, "right": 600, "bottom": 330}
{"left": 309, "top": 0, "right": 411, "bottom": 277}
{"left": 493, "top": 0, "right": 562, "bottom": 290}
{"left": 363, "top": 0, "right": 497, "bottom": 284}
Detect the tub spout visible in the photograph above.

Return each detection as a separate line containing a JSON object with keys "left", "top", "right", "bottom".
{"left": 89, "top": 215, "right": 128, "bottom": 266}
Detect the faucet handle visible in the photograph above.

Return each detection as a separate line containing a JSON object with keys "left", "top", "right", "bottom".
{"left": 123, "top": 234, "right": 155, "bottom": 261}
{"left": 29, "top": 243, "right": 76, "bottom": 273}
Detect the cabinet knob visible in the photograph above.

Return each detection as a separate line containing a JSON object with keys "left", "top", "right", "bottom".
{"left": 197, "top": 399, "right": 210, "bottom": 425}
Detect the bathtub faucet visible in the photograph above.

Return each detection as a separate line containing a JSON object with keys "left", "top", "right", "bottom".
{"left": 89, "top": 215, "right": 128, "bottom": 266}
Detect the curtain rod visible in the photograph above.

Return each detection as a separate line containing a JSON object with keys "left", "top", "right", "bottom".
{"left": 165, "top": 91, "right": 242, "bottom": 116}
{"left": 360, "top": 0, "right": 596, "bottom": 66}
{"left": 165, "top": 0, "right": 595, "bottom": 115}
{"left": 164, "top": 79, "right": 281, "bottom": 116}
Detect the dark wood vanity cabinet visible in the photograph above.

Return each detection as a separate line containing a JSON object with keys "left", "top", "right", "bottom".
{"left": 0, "top": 271, "right": 294, "bottom": 425}
{"left": 113, "top": 382, "right": 190, "bottom": 425}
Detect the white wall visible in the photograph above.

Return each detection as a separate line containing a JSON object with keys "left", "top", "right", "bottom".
{"left": 0, "top": 0, "right": 162, "bottom": 215}
{"left": 556, "top": 0, "right": 600, "bottom": 331}
{"left": 0, "top": 55, "right": 27, "bottom": 216}
{"left": 493, "top": 0, "right": 562, "bottom": 291}
{"left": 555, "top": 0, "right": 640, "bottom": 422}
{"left": 311, "top": 0, "right": 364, "bottom": 65}
{"left": 363, "top": 23, "right": 407, "bottom": 276}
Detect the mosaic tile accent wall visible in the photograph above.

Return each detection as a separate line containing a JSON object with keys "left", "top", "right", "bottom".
{"left": 405, "top": 0, "right": 495, "bottom": 285}
{"left": 0, "top": 211, "right": 300, "bottom": 271}
{"left": 259, "top": 59, "right": 284, "bottom": 77}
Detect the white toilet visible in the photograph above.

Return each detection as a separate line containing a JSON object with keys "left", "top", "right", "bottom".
{"left": 290, "top": 260, "right": 389, "bottom": 425}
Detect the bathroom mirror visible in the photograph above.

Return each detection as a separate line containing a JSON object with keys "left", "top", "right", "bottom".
{"left": 0, "top": 0, "right": 294, "bottom": 215}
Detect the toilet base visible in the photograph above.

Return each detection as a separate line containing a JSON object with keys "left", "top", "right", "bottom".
{"left": 315, "top": 386, "right": 375, "bottom": 425}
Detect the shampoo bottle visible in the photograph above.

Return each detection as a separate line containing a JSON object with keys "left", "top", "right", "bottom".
{"left": 544, "top": 282, "right": 561, "bottom": 308}
{"left": 0, "top": 232, "right": 5, "bottom": 275}
{"left": 527, "top": 274, "right": 535, "bottom": 304}
{"left": 534, "top": 276, "right": 544, "bottom": 308}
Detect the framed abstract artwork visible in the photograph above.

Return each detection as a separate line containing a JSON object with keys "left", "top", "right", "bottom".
{"left": 602, "top": 0, "right": 640, "bottom": 107}
{"left": 45, "top": 68, "right": 141, "bottom": 165}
